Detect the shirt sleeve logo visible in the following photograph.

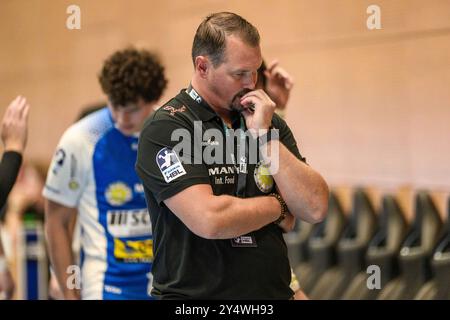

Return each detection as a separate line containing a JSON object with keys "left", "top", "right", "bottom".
{"left": 163, "top": 105, "right": 186, "bottom": 116}
{"left": 156, "top": 147, "right": 186, "bottom": 183}
{"left": 51, "top": 148, "right": 66, "bottom": 175}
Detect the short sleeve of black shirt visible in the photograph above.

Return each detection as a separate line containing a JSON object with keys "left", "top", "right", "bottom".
{"left": 272, "top": 113, "right": 307, "bottom": 164}
{"left": 136, "top": 103, "right": 210, "bottom": 205}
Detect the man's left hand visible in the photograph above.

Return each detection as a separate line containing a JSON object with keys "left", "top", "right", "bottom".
{"left": 264, "top": 60, "right": 294, "bottom": 110}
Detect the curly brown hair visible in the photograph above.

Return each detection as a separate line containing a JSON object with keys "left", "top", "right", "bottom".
{"left": 98, "top": 47, "right": 168, "bottom": 107}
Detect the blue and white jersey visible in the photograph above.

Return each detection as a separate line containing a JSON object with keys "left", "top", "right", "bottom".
{"left": 43, "top": 108, "right": 153, "bottom": 300}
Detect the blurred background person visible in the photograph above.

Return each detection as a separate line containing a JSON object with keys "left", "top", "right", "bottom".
{"left": 47, "top": 102, "right": 107, "bottom": 300}
{"left": 0, "top": 96, "right": 30, "bottom": 299}
{"left": 43, "top": 47, "right": 167, "bottom": 300}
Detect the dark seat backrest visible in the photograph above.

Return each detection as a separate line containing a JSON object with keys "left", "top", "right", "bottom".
{"left": 338, "top": 189, "right": 378, "bottom": 274}
{"left": 430, "top": 197, "right": 450, "bottom": 298}
{"left": 308, "top": 191, "right": 347, "bottom": 269}
{"left": 368, "top": 195, "right": 408, "bottom": 253}
{"left": 366, "top": 195, "right": 408, "bottom": 287}
{"left": 401, "top": 192, "right": 442, "bottom": 256}
{"left": 284, "top": 218, "right": 314, "bottom": 267}
{"left": 396, "top": 191, "right": 443, "bottom": 299}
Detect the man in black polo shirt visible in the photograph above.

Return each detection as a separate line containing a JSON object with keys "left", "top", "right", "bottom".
{"left": 136, "top": 12, "right": 329, "bottom": 299}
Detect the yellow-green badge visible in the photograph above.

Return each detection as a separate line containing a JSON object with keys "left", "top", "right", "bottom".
{"left": 68, "top": 180, "right": 79, "bottom": 190}
{"left": 254, "top": 161, "right": 274, "bottom": 193}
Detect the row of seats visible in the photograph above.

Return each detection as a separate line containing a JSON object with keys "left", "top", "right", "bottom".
{"left": 284, "top": 189, "right": 450, "bottom": 299}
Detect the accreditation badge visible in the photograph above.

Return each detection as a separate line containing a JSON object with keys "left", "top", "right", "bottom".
{"left": 230, "top": 234, "right": 257, "bottom": 248}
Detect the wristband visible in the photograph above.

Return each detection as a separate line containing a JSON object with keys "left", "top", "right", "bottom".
{"left": 270, "top": 193, "right": 288, "bottom": 225}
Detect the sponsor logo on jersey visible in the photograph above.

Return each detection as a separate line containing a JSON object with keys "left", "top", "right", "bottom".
{"left": 163, "top": 105, "right": 186, "bottom": 116}
{"left": 156, "top": 147, "right": 186, "bottom": 183}
{"left": 187, "top": 89, "right": 202, "bottom": 104}
{"left": 105, "top": 182, "right": 132, "bottom": 206}
{"left": 208, "top": 166, "right": 237, "bottom": 176}
{"left": 114, "top": 238, "right": 153, "bottom": 263}
{"left": 104, "top": 285, "right": 122, "bottom": 295}
{"left": 254, "top": 161, "right": 274, "bottom": 193}
{"left": 66, "top": 153, "right": 80, "bottom": 190}
{"left": 107, "top": 209, "right": 151, "bottom": 237}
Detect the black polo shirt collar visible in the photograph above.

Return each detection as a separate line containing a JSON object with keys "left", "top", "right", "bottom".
{"left": 177, "top": 86, "right": 243, "bottom": 128}
{"left": 177, "top": 88, "right": 217, "bottom": 122}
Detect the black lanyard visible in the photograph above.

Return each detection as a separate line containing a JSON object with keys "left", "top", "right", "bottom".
{"left": 186, "top": 84, "right": 249, "bottom": 197}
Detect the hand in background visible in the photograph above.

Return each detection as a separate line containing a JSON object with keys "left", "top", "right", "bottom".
{"left": 264, "top": 60, "right": 294, "bottom": 110}
{"left": 1, "top": 96, "right": 30, "bottom": 153}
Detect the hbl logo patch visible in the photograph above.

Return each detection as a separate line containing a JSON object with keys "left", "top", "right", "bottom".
{"left": 156, "top": 147, "right": 186, "bottom": 183}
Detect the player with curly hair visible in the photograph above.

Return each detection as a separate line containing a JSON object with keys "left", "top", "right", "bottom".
{"left": 43, "top": 47, "right": 167, "bottom": 299}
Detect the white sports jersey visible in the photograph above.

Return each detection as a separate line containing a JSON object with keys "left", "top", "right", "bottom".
{"left": 43, "top": 108, "right": 153, "bottom": 300}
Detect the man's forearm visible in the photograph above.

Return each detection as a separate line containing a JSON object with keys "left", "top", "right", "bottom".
{"left": 205, "top": 194, "right": 282, "bottom": 239}
{"left": 45, "top": 222, "right": 79, "bottom": 299}
{"left": 166, "top": 184, "right": 283, "bottom": 240}
{"left": 261, "top": 140, "right": 329, "bottom": 223}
